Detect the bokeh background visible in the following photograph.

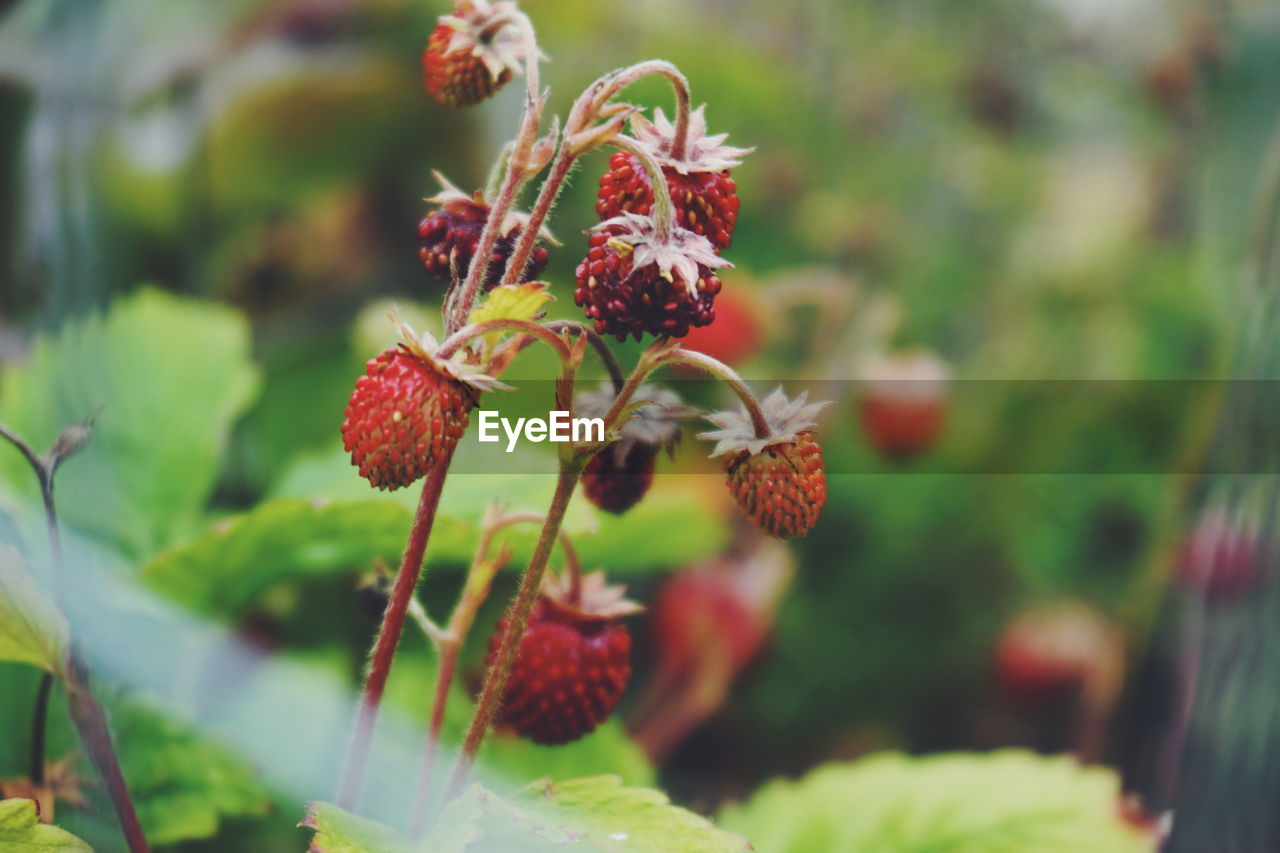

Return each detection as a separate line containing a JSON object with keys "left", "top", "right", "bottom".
{"left": 2, "top": 0, "right": 1280, "bottom": 850}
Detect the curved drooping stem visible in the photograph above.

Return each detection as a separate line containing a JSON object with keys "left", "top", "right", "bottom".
{"left": 610, "top": 134, "right": 676, "bottom": 242}
{"left": 652, "top": 347, "right": 772, "bottom": 439}
{"left": 437, "top": 318, "right": 573, "bottom": 364}
{"left": 600, "top": 59, "right": 691, "bottom": 160}
{"left": 337, "top": 452, "right": 454, "bottom": 809}
{"left": 446, "top": 458, "right": 586, "bottom": 798}
{"left": 499, "top": 60, "right": 692, "bottom": 287}
{"left": 544, "top": 320, "right": 627, "bottom": 393}
{"left": 598, "top": 340, "right": 770, "bottom": 441}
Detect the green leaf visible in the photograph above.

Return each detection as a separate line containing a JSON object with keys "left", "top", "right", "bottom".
{"left": 0, "top": 798, "right": 91, "bottom": 852}
{"left": 717, "top": 751, "right": 1155, "bottom": 853}
{"left": 468, "top": 283, "right": 555, "bottom": 347}
{"left": 0, "top": 288, "right": 261, "bottom": 561}
{"left": 141, "top": 498, "right": 413, "bottom": 615}
{"left": 487, "top": 776, "right": 751, "bottom": 852}
{"left": 302, "top": 801, "right": 415, "bottom": 853}
{"left": 112, "top": 702, "right": 272, "bottom": 845}
{"left": 0, "top": 546, "right": 68, "bottom": 676}
{"left": 305, "top": 777, "right": 748, "bottom": 853}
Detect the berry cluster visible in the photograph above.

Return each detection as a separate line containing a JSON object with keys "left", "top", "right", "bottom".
{"left": 337, "top": 0, "right": 832, "bottom": 772}
{"left": 576, "top": 108, "right": 749, "bottom": 341}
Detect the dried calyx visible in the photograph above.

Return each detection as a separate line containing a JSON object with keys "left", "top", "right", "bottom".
{"left": 439, "top": 0, "right": 533, "bottom": 83}
{"left": 630, "top": 105, "right": 752, "bottom": 172}
{"left": 576, "top": 382, "right": 691, "bottom": 462}
{"left": 701, "top": 387, "right": 828, "bottom": 457}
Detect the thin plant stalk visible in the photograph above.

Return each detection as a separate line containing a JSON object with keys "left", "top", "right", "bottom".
{"left": 447, "top": 14, "right": 546, "bottom": 333}
{"left": 337, "top": 451, "right": 455, "bottom": 810}
{"left": 0, "top": 421, "right": 149, "bottom": 852}
{"left": 410, "top": 511, "right": 584, "bottom": 834}
{"left": 446, "top": 459, "right": 586, "bottom": 797}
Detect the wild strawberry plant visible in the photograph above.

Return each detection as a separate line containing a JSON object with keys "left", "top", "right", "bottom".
{"left": 322, "top": 0, "right": 831, "bottom": 845}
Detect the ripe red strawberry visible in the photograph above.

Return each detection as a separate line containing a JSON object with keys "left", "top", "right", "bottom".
{"left": 422, "top": 1, "right": 529, "bottom": 107}
{"left": 675, "top": 280, "right": 763, "bottom": 368}
{"left": 995, "top": 602, "right": 1123, "bottom": 706}
{"left": 491, "top": 571, "right": 641, "bottom": 745}
{"left": 857, "top": 350, "right": 949, "bottom": 460}
{"left": 418, "top": 173, "right": 549, "bottom": 289}
{"left": 595, "top": 107, "right": 750, "bottom": 252}
{"left": 701, "top": 389, "right": 829, "bottom": 539}
{"left": 341, "top": 325, "right": 496, "bottom": 490}
{"left": 574, "top": 213, "right": 728, "bottom": 341}
{"left": 576, "top": 384, "right": 688, "bottom": 515}
{"left": 581, "top": 445, "right": 656, "bottom": 515}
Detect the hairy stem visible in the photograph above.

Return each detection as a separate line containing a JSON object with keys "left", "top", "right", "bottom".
{"left": 448, "top": 15, "right": 545, "bottom": 333}
{"left": 437, "top": 318, "right": 572, "bottom": 364}
{"left": 500, "top": 146, "right": 575, "bottom": 287}
{"left": 337, "top": 454, "right": 453, "bottom": 809}
{"left": 655, "top": 348, "right": 772, "bottom": 438}
{"left": 447, "top": 460, "right": 585, "bottom": 797}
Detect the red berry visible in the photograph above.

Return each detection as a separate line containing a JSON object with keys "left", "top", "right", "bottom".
{"left": 675, "top": 281, "right": 763, "bottom": 367}
{"left": 596, "top": 152, "right": 740, "bottom": 252}
{"left": 595, "top": 106, "right": 750, "bottom": 252}
{"left": 418, "top": 173, "right": 548, "bottom": 289}
{"left": 422, "top": 0, "right": 530, "bottom": 108}
{"left": 491, "top": 572, "right": 640, "bottom": 745}
{"left": 340, "top": 346, "right": 478, "bottom": 490}
{"left": 858, "top": 350, "right": 949, "bottom": 460}
{"left": 576, "top": 383, "right": 688, "bottom": 515}
{"left": 724, "top": 430, "right": 826, "bottom": 540}
{"left": 582, "top": 445, "right": 657, "bottom": 515}
{"left": 995, "top": 603, "right": 1122, "bottom": 706}
{"left": 702, "top": 390, "right": 830, "bottom": 540}
{"left": 573, "top": 219, "right": 726, "bottom": 342}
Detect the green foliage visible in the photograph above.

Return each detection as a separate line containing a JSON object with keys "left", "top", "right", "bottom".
{"left": 111, "top": 701, "right": 272, "bottom": 845}
{"left": 306, "top": 776, "right": 748, "bottom": 852}
{"left": 0, "top": 798, "right": 91, "bottom": 852}
{"left": 304, "top": 801, "right": 416, "bottom": 853}
{"left": 718, "top": 751, "right": 1154, "bottom": 853}
{"left": 272, "top": 447, "right": 726, "bottom": 573}
{"left": 0, "top": 546, "right": 67, "bottom": 677}
{"left": 141, "top": 498, "right": 412, "bottom": 616}
{"left": 0, "top": 288, "right": 260, "bottom": 561}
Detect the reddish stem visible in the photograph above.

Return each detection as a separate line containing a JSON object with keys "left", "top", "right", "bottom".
{"left": 337, "top": 455, "right": 453, "bottom": 809}
{"left": 66, "top": 677, "right": 150, "bottom": 852}
{"left": 446, "top": 461, "right": 584, "bottom": 797}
